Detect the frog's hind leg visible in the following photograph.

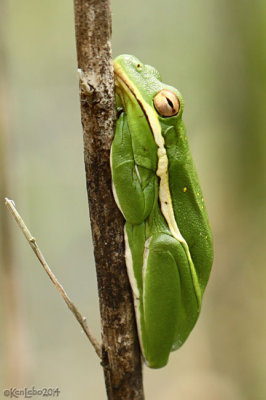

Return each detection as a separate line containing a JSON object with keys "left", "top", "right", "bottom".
{"left": 141, "top": 233, "right": 199, "bottom": 368}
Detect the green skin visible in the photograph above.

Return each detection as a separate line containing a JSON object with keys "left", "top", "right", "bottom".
{"left": 111, "top": 54, "right": 213, "bottom": 368}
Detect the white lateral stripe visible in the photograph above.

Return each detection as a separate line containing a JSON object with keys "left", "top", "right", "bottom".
{"left": 142, "top": 237, "right": 152, "bottom": 318}
{"left": 116, "top": 66, "right": 186, "bottom": 245}
{"left": 124, "top": 228, "right": 140, "bottom": 300}
{"left": 124, "top": 229, "right": 146, "bottom": 357}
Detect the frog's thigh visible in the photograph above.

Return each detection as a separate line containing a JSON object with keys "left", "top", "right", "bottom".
{"left": 143, "top": 233, "right": 198, "bottom": 368}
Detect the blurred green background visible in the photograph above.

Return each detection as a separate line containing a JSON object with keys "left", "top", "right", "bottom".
{"left": 0, "top": 0, "right": 265, "bottom": 399}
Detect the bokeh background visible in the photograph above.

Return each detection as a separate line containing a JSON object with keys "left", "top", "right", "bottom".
{"left": 0, "top": 1, "right": 265, "bottom": 399}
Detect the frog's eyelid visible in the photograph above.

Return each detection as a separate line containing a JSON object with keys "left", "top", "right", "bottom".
{"left": 145, "top": 64, "right": 161, "bottom": 80}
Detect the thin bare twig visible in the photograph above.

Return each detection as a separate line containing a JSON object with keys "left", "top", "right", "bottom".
{"left": 5, "top": 197, "right": 102, "bottom": 359}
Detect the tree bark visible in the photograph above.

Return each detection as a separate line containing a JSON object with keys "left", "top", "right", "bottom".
{"left": 73, "top": 1, "right": 144, "bottom": 399}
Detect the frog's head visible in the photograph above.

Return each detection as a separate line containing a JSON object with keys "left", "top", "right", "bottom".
{"left": 114, "top": 54, "right": 184, "bottom": 129}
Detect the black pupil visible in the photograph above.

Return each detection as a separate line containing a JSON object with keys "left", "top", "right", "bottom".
{"left": 166, "top": 97, "right": 174, "bottom": 109}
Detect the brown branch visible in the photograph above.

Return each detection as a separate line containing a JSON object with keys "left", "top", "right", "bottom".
{"left": 5, "top": 198, "right": 102, "bottom": 359}
{"left": 73, "top": 1, "right": 144, "bottom": 399}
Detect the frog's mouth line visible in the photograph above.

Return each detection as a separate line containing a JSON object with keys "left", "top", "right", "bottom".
{"left": 114, "top": 67, "right": 154, "bottom": 135}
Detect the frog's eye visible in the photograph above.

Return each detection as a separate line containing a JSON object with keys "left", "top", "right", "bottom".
{"left": 153, "top": 89, "right": 180, "bottom": 117}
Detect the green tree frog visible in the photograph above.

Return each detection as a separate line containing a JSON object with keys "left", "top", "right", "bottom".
{"left": 110, "top": 54, "right": 213, "bottom": 368}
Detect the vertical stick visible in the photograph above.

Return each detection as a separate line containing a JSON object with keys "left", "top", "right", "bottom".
{"left": 73, "top": 1, "right": 144, "bottom": 399}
